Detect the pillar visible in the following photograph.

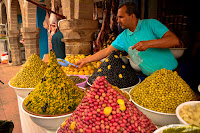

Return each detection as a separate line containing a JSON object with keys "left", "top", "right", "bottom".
{"left": 20, "top": 28, "right": 40, "bottom": 59}
{"left": 60, "top": 0, "right": 98, "bottom": 55}
{"left": 8, "top": 29, "right": 22, "bottom": 65}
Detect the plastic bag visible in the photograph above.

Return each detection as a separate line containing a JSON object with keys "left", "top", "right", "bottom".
{"left": 128, "top": 46, "right": 143, "bottom": 65}
{"left": 1, "top": 53, "right": 8, "bottom": 64}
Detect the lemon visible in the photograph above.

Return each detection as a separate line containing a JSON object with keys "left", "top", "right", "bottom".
{"left": 70, "top": 121, "right": 76, "bottom": 130}
{"left": 84, "top": 70, "right": 90, "bottom": 75}
{"left": 120, "top": 104, "right": 126, "bottom": 111}
{"left": 62, "top": 122, "right": 66, "bottom": 127}
{"left": 117, "top": 99, "right": 125, "bottom": 105}
{"left": 104, "top": 107, "right": 112, "bottom": 115}
{"left": 119, "top": 74, "right": 123, "bottom": 78}
{"left": 78, "top": 71, "right": 84, "bottom": 75}
{"left": 108, "top": 65, "right": 111, "bottom": 69}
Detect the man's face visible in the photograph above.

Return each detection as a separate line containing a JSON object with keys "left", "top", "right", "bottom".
{"left": 117, "top": 6, "right": 132, "bottom": 29}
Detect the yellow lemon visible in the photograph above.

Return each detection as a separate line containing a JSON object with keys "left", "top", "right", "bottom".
{"left": 120, "top": 104, "right": 126, "bottom": 111}
{"left": 81, "top": 54, "right": 85, "bottom": 59}
{"left": 104, "top": 107, "right": 112, "bottom": 115}
{"left": 62, "top": 121, "right": 66, "bottom": 127}
{"left": 119, "top": 74, "right": 123, "bottom": 78}
{"left": 122, "top": 65, "right": 126, "bottom": 69}
{"left": 87, "top": 65, "right": 92, "bottom": 70}
{"left": 96, "top": 62, "right": 102, "bottom": 68}
{"left": 108, "top": 65, "right": 111, "bottom": 69}
{"left": 105, "top": 58, "right": 109, "bottom": 62}
{"left": 73, "top": 71, "right": 79, "bottom": 75}
{"left": 70, "top": 121, "right": 76, "bottom": 130}
{"left": 84, "top": 70, "right": 90, "bottom": 75}
{"left": 68, "top": 71, "right": 74, "bottom": 75}
{"left": 117, "top": 99, "right": 125, "bottom": 105}
{"left": 114, "top": 55, "right": 119, "bottom": 58}
{"left": 79, "top": 71, "right": 84, "bottom": 75}
{"left": 83, "top": 66, "right": 88, "bottom": 71}
{"left": 97, "top": 68, "right": 102, "bottom": 72}
{"left": 90, "top": 70, "right": 95, "bottom": 74}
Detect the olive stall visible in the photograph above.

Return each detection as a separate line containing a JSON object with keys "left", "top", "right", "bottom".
{"left": 8, "top": 50, "right": 200, "bottom": 133}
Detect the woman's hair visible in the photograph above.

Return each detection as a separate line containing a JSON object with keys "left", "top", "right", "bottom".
{"left": 118, "top": 2, "right": 140, "bottom": 18}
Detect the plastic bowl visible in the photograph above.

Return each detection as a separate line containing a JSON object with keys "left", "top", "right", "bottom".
{"left": 169, "top": 48, "right": 187, "bottom": 59}
{"left": 8, "top": 81, "right": 34, "bottom": 98}
{"left": 69, "top": 75, "right": 88, "bottom": 88}
{"left": 129, "top": 88, "right": 179, "bottom": 126}
{"left": 21, "top": 101, "right": 72, "bottom": 131}
{"left": 129, "top": 58, "right": 141, "bottom": 71}
{"left": 87, "top": 81, "right": 92, "bottom": 87}
{"left": 120, "top": 56, "right": 129, "bottom": 64}
{"left": 21, "top": 87, "right": 86, "bottom": 131}
{"left": 120, "top": 78, "right": 141, "bottom": 93}
{"left": 154, "top": 124, "right": 194, "bottom": 133}
{"left": 176, "top": 101, "right": 200, "bottom": 125}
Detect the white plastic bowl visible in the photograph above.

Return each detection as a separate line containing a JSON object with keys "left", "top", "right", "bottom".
{"left": 87, "top": 81, "right": 92, "bottom": 87}
{"left": 176, "top": 101, "right": 200, "bottom": 125}
{"left": 170, "top": 48, "right": 187, "bottom": 59}
{"left": 129, "top": 58, "right": 141, "bottom": 71}
{"left": 21, "top": 102, "right": 72, "bottom": 131}
{"left": 21, "top": 87, "right": 86, "bottom": 131}
{"left": 120, "top": 56, "right": 129, "bottom": 64}
{"left": 129, "top": 88, "right": 179, "bottom": 126}
{"left": 8, "top": 81, "right": 34, "bottom": 98}
{"left": 154, "top": 124, "right": 192, "bottom": 133}
{"left": 120, "top": 78, "right": 141, "bottom": 93}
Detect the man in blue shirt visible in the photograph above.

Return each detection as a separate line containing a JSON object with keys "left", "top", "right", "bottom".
{"left": 76, "top": 2, "right": 180, "bottom": 76}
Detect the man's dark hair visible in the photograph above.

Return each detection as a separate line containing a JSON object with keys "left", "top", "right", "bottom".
{"left": 119, "top": 2, "right": 140, "bottom": 18}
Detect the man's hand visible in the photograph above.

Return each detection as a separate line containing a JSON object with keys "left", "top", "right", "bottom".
{"left": 132, "top": 41, "right": 150, "bottom": 51}
{"left": 75, "top": 58, "right": 88, "bottom": 68}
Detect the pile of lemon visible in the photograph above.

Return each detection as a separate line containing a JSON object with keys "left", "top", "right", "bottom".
{"left": 62, "top": 54, "right": 102, "bottom": 75}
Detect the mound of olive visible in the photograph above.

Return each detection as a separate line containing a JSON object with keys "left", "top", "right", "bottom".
{"left": 10, "top": 54, "right": 47, "bottom": 88}
{"left": 130, "top": 69, "right": 200, "bottom": 113}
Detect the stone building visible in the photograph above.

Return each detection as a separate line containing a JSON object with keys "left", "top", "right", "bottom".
{"left": 0, "top": 0, "right": 98, "bottom": 65}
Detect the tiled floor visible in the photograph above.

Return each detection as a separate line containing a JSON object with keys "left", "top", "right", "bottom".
{"left": 0, "top": 63, "right": 22, "bottom": 133}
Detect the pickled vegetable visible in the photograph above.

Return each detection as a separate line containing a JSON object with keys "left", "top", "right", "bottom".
{"left": 130, "top": 68, "right": 200, "bottom": 113}
{"left": 57, "top": 76, "right": 157, "bottom": 133}
{"left": 10, "top": 54, "right": 47, "bottom": 88}
{"left": 24, "top": 51, "right": 86, "bottom": 115}
{"left": 88, "top": 51, "right": 139, "bottom": 88}
{"left": 179, "top": 103, "right": 200, "bottom": 126}
{"left": 62, "top": 54, "right": 102, "bottom": 75}
{"left": 69, "top": 76, "right": 86, "bottom": 84}
{"left": 163, "top": 125, "right": 200, "bottom": 133}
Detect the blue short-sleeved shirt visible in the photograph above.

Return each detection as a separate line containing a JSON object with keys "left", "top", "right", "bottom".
{"left": 112, "top": 19, "right": 178, "bottom": 76}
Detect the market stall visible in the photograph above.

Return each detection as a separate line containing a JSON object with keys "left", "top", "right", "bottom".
{"left": 7, "top": 0, "right": 200, "bottom": 132}
{"left": 8, "top": 50, "right": 200, "bottom": 133}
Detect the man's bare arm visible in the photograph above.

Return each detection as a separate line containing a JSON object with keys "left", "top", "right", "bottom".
{"left": 132, "top": 31, "right": 180, "bottom": 51}
{"left": 75, "top": 45, "right": 118, "bottom": 68}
